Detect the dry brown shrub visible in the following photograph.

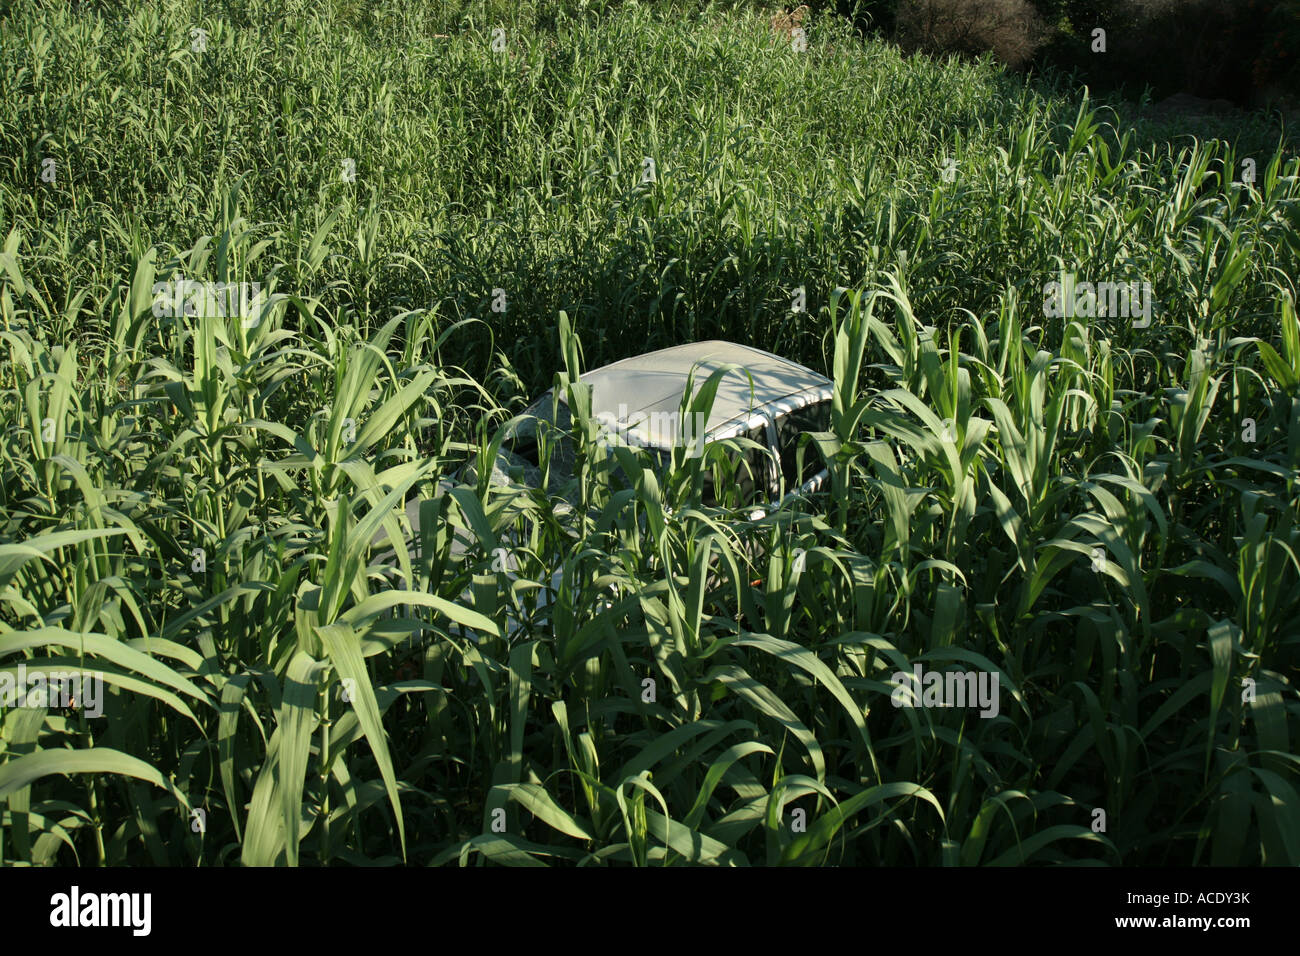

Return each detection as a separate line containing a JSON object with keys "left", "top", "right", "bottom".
{"left": 770, "top": 4, "right": 810, "bottom": 39}
{"left": 896, "top": 0, "right": 1051, "bottom": 69}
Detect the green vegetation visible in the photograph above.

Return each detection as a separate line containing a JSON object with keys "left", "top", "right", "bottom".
{"left": 0, "top": 0, "right": 1297, "bottom": 866}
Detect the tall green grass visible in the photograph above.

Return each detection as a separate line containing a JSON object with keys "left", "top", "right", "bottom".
{"left": 0, "top": 0, "right": 1297, "bottom": 865}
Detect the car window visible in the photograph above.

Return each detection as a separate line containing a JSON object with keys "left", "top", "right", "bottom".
{"left": 501, "top": 394, "right": 554, "bottom": 464}
{"left": 775, "top": 398, "right": 830, "bottom": 490}
{"left": 700, "top": 423, "right": 773, "bottom": 507}
{"left": 605, "top": 443, "right": 671, "bottom": 496}
{"left": 498, "top": 393, "right": 576, "bottom": 491}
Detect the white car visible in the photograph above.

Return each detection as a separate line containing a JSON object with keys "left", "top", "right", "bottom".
{"left": 377, "top": 341, "right": 834, "bottom": 636}
{"left": 467, "top": 339, "right": 834, "bottom": 511}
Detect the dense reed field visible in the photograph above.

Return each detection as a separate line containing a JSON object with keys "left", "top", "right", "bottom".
{"left": 1, "top": 0, "right": 1298, "bottom": 865}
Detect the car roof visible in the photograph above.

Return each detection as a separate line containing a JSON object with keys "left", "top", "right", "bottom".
{"left": 545, "top": 340, "right": 833, "bottom": 448}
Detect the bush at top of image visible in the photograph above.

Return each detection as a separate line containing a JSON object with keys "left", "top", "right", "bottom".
{"left": 895, "top": 0, "right": 1053, "bottom": 69}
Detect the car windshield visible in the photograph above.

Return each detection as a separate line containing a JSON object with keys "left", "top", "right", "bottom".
{"left": 775, "top": 398, "right": 831, "bottom": 491}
